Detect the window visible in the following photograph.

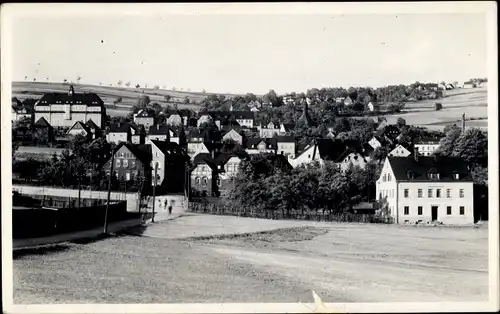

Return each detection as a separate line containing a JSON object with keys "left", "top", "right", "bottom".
{"left": 203, "top": 177, "right": 208, "bottom": 185}
{"left": 428, "top": 189, "right": 432, "bottom": 198}
{"left": 447, "top": 206, "right": 452, "bottom": 215}
{"left": 417, "top": 189, "right": 423, "bottom": 198}
{"left": 436, "top": 189, "right": 441, "bottom": 198}
{"left": 125, "top": 172, "right": 130, "bottom": 181}
{"left": 383, "top": 174, "right": 386, "bottom": 182}
{"left": 123, "top": 159, "right": 128, "bottom": 168}
{"left": 404, "top": 189, "right": 409, "bottom": 198}
{"left": 195, "top": 177, "right": 200, "bottom": 185}
{"left": 460, "top": 206, "right": 465, "bottom": 215}
{"left": 404, "top": 206, "right": 409, "bottom": 215}
{"left": 116, "top": 159, "right": 121, "bottom": 168}
{"left": 459, "top": 189, "right": 464, "bottom": 198}
{"left": 217, "top": 179, "right": 221, "bottom": 187}
{"left": 387, "top": 173, "right": 391, "bottom": 181}
{"left": 446, "top": 189, "right": 451, "bottom": 198}
{"left": 418, "top": 206, "right": 423, "bottom": 215}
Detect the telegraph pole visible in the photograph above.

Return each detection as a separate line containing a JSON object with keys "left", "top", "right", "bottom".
{"left": 103, "top": 152, "right": 115, "bottom": 234}
{"left": 152, "top": 162, "right": 158, "bottom": 223}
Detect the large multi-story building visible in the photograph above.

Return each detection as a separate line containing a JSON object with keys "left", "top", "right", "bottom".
{"left": 102, "top": 143, "right": 152, "bottom": 183}
{"left": 34, "top": 85, "right": 106, "bottom": 128}
{"left": 150, "top": 140, "right": 190, "bottom": 193}
{"left": 376, "top": 153, "right": 474, "bottom": 225}
{"left": 414, "top": 138, "right": 441, "bottom": 156}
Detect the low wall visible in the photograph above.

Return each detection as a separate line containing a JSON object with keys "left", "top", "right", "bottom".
{"left": 12, "top": 185, "right": 140, "bottom": 212}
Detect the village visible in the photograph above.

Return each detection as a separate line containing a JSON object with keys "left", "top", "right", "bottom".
{"left": 12, "top": 79, "right": 488, "bottom": 228}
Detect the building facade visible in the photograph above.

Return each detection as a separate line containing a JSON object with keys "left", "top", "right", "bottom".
{"left": 376, "top": 155, "right": 474, "bottom": 225}
{"left": 34, "top": 85, "right": 106, "bottom": 128}
{"left": 415, "top": 140, "right": 441, "bottom": 156}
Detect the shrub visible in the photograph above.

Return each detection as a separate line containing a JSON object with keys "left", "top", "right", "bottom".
{"left": 434, "top": 103, "right": 443, "bottom": 111}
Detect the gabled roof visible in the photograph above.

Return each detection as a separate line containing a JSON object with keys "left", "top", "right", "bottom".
{"left": 192, "top": 153, "right": 218, "bottom": 171}
{"left": 108, "top": 122, "right": 132, "bottom": 133}
{"left": 135, "top": 108, "right": 155, "bottom": 118}
{"left": 388, "top": 156, "right": 472, "bottom": 182}
{"left": 187, "top": 128, "right": 203, "bottom": 139}
{"left": 113, "top": 143, "right": 152, "bottom": 166}
{"left": 222, "top": 127, "right": 243, "bottom": 136}
{"left": 213, "top": 153, "right": 245, "bottom": 168}
{"left": 275, "top": 136, "right": 295, "bottom": 143}
{"left": 68, "top": 121, "right": 90, "bottom": 134}
{"left": 149, "top": 124, "right": 170, "bottom": 135}
{"left": 245, "top": 138, "right": 277, "bottom": 149}
{"left": 33, "top": 117, "right": 52, "bottom": 128}
{"left": 36, "top": 92, "right": 104, "bottom": 107}
{"left": 415, "top": 137, "right": 442, "bottom": 145}
{"left": 150, "top": 140, "right": 187, "bottom": 156}
{"left": 316, "top": 139, "right": 367, "bottom": 162}
{"left": 85, "top": 119, "right": 101, "bottom": 131}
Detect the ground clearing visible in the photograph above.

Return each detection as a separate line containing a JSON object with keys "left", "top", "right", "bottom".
{"left": 14, "top": 214, "right": 488, "bottom": 304}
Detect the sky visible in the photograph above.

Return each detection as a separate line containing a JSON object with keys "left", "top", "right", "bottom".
{"left": 11, "top": 13, "right": 488, "bottom": 94}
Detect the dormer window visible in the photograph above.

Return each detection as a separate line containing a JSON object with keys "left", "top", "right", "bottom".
{"left": 428, "top": 167, "right": 440, "bottom": 179}
{"left": 406, "top": 169, "right": 414, "bottom": 179}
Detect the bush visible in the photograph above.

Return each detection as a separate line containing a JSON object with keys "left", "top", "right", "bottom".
{"left": 435, "top": 103, "right": 443, "bottom": 111}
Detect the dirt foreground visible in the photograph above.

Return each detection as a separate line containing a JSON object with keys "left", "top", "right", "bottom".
{"left": 13, "top": 214, "right": 488, "bottom": 303}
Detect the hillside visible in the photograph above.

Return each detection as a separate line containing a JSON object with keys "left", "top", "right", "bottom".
{"left": 11, "top": 82, "right": 245, "bottom": 116}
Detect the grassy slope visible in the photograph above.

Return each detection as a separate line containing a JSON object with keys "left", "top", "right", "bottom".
{"left": 12, "top": 82, "right": 247, "bottom": 115}
{"left": 13, "top": 214, "right": 488, "bottom": 303}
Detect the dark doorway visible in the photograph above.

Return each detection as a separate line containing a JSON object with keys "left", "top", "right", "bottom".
{"left": 431, "top": 206, "right": 438, "bottom": 221}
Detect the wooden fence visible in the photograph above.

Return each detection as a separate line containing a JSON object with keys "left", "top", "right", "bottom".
{"left": 187, "top": 202, "right": 393, "bottom": 224}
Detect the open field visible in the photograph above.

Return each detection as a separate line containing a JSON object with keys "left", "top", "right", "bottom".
{"left": 12, "top": 82, "right": 243, "bottom": 116}
{"left": 382, "top": 87, "right": 488, "bottom": 131}
{"left": 14, "top": 214, "right": 488, "bottom": 303}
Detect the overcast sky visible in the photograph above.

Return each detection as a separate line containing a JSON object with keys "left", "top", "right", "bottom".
{"left": 11, "top": 12, "right": 488, "bottom": 94}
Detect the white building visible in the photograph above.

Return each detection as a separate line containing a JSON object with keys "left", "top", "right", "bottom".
{"left": 388, "top": 144, "right": 411, "bottom": 157}
{"left": 415, "top": 139, "right": 441, "bottom": 156}
{"left": 133, "top": 108, "right": 155, "bottom": 131}
{"left": 34, "top": 85, "right": 106, "bottom": 128}
{"left": 376, "top": 154, "right": 474, "bottom": 225}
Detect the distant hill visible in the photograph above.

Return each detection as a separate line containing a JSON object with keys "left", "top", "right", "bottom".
{"left": 11, "top": 82, "right": 245, "bottom": 117}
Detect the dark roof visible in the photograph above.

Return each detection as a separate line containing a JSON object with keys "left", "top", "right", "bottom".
{"left": 192, "top": 153, "right": 218, "bottom": 171}
{"left": 275, "top": 136, "right": 295, "bottom": 143}
{"left": 12, "top": 97, "right": 22, "bottom": 106}
{"left": 36, "top": 92, "right": 104, "bottom": 107}
{"left": 316, "top": 139, "right": 367, "bottom": 162}
{"left": 85, "top": 119, "right": 101, "bottom": 131}
{"left": 221, "top": 126, "right": 243, "bottom": 135}
{"left": 187, "top": 129, "right": 203, "bottom": 139}
{"left": 149, "top": 124, "right": 170, "bottom": 135}
{"left": 69, "top": 121, "right": 91, "bottom": 134}
{"left": 245, "top": 138, "right": 277, "bottom": 149}
{"left": 213, "top": 153, "right": 245, "bottom": 167}
{"left": 33, "top": 117, "right": 51, "bottom": 128}
{"left": 150, "top": 140, "right": 186, "bottom": 156}
{"left": 114, "top": 143, "right": 152, "bottom": 166}
{"left": 415, "top": 137, "right": 441, "bottom": 144}
{"left": 108, "top": 122, "right": 132, "bottom": 133}
{"left": 388, "top": 156, "right": 472, "bottom": 182}
{"left": 210, "top": 110, "right": 254, "bottom": 121}
{"left": 135, "top": 108, "right": 155, "bottom": 118}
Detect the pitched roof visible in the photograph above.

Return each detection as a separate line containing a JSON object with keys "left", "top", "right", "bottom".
{"left": 275, "top": 136, "right": 295, "bottom": 143}
{"left": 115, "top": 143, "right": 152, "bottom": 166}
{"left": 108, "top": 122, "right": 132, "bottom": 133}
{"left": 68, "top": 121, "right": 90, "bottom": 134}
{"left": 192, "top": 153, "right": 218, "bottom": 171}
{"left": 36, "top": 92, "right": 104, "bottom": 107}
{"left": 316, "top": 139, "right": 367, "bottom": 162}
{"left": 148, "top": 124, "right": 170, "bottom": 135}
{"left": 388, "top": 156, "right": 472, "bottom": 182}
{"left": 187, "top": 128, "right": 203, "bottom": 139}
{"left": 150, "top": 140, "right": 186, "bottom": 156}
{"left": 33, "top": 117, "right": 51, "bottom": 128}
{"left": 245, "top": 138, "right": 277, "bottom": 149}
{"left": 85, "top": 119, "right": 101, "bottom": 131}
{"left": 135, "top": 108, "right": 155, "bottom": 118}
{"left": 213, "top": 153, "right": 245, "bottom": 167}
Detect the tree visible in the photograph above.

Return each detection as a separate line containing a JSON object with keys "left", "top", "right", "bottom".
{"left": 151, "top": 102, "right": 162, "bottom": 115}
{"left": 452, "top": 128, "right": 488, "bottom": 166}
{"left": 76, "top": 76, "right": 81, "bottom": 84}
{"left": 117, "top": 80, "right": 123, "bottom": 86}
{"left": 396, "top": 117, "right": 406, "bottom": 128}
{"left": 114, "top": 97, "right": 123, "bottom": 104}
{"left": 164, "top": 95, "right": 172, "bottom": 102}
{"left": 135, "top": 84, "right": 140, "bottom": 89}
{"left": 126, "top": 82, "right": 131, "bottom": 87}
{"left": 136, "top": 95, "right": 150, "bottom": 108}
{"left": 184, "top": 97, "right": 190, "bottom": 104}
{"left": 435, "top": 103, "right": 443, "bottom": 111}
{"left": 154, "top": 85, "right": 160, "bottom": 90}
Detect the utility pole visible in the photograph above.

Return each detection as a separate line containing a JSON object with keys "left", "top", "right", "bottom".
{"left": 104, "top": 152, "right": 115, "bottom": 234}
{"left": 152, "top": 162, "right": 158, "bottom": 223}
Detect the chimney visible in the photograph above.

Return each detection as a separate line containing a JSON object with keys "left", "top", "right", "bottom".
{"left": 413, "top": 146, "right": 419, "bottom": 162}
{"left": 461, "top": 112, "right": 466, "bottom": 133}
